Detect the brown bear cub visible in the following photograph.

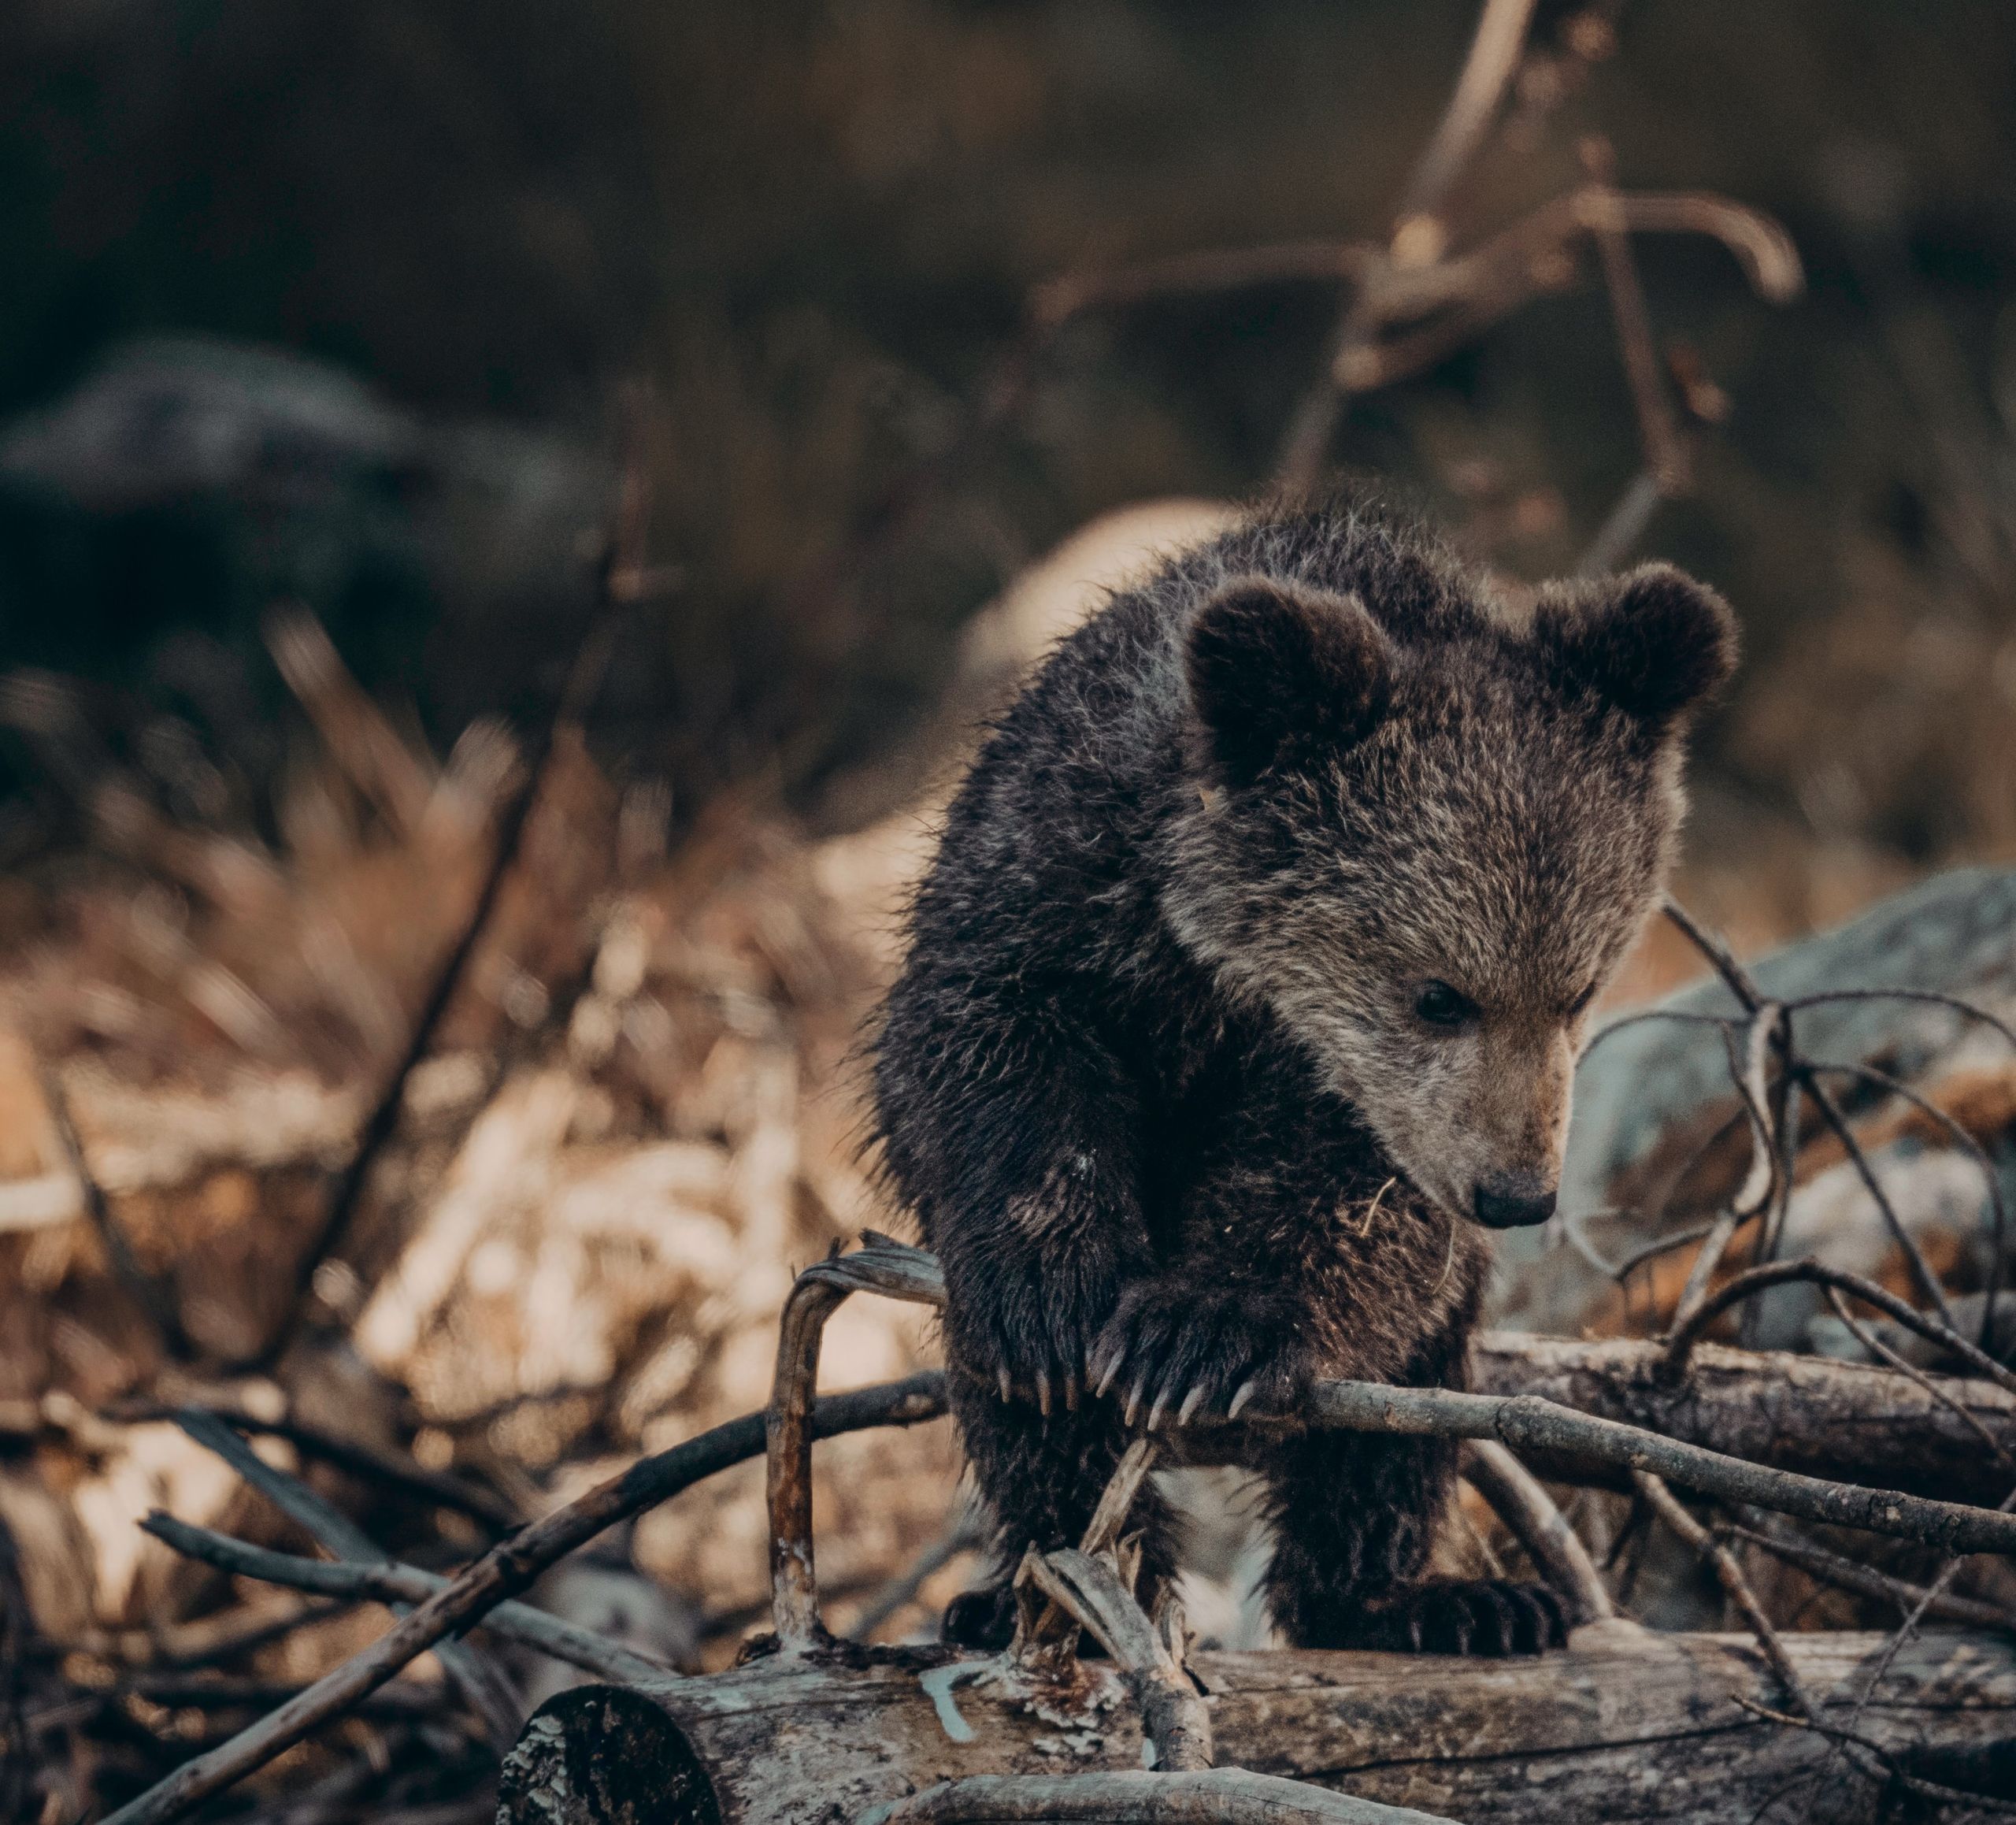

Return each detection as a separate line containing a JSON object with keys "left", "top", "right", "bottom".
{"left": 872, "top": 499, "right": 1735, "bottom": 1655}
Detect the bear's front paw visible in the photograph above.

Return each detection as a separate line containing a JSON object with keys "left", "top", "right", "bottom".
{"left": 943, "top": 1247, "right": 1128, "bottom": 1416}
{"left": 1355, "top": 1579, "right": 1568, "bottom": 1656}
{"left": 1088, "top": 1280, "right": 1310, "bottom": 1429}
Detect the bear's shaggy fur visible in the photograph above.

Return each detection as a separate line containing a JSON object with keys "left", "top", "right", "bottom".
{"left": 871, "top": 499, "right": 1735, "bottom": 1653}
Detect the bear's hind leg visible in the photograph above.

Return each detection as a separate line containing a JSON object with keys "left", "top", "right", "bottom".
{"left": 1260, "top": 1430, "right": 1567, "bottom": 1656}
{"left": 943, "top": 1373, "right": 1180, "bottom": 1649}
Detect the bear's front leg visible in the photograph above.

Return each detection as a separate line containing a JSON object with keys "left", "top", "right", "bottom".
{"left": 877, "top": 980, "right": 1156, "bottom": 1415}
{"left": 1260, "top": 1430, "right": 1570, "bottom": 1655}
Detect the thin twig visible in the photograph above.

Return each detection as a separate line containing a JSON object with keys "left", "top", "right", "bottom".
{"left": 35, "top": 1062, "right": 190, "bottom": 1358}
{"left": 1574, "top": 467, "right": 1666, "bottom": 575}
{"left": 1658, "top": 901, "right": 1965, "bottom": 1330}
{"left": 1662, "top": 897, "right": 1760, "bottom": 1014}
{"left": 1803, "top": 1055, "right": 2010, "bottom": 1349}
{"left": 1668, "top": 1005, "right": 1781, "bottom": 1337}
{"left": 1796, "top": 1069, "right": 1959, "bottom": 1330}
{"left": 141, "top": 1515, "right": 674, "bottom": 1684}
{"left": 106, "top": 1401, "right": 517, "bottom": 1530}
{"left": 1392, "top": 0, "right": 1540, "bottom": 228}
{"left": 1730, "top": 1698, "right": 2016, "bottom": 1819}
{"left": 1788, "top": 986, "right": 2016, "bottom": 1056}
{"left": 1632, "top": 1471, "right": 1814, "bottom": 1717}
{"left": 1836, "top": 1478, "right": 2016, "bottom": 1796}
{"left": 1584, "top": 161, "right": 1690, "bottom": 493}
{"left": 1662, "top": 1259, "right": 2016, "bottom": 1398}
{"left": 1740, "top": 1070, "right": 1803, "bottom": 1349}
{"left": 1607, "top": 1217, "right": 1728, "bottom": 1283}
{"left": 1731, "top": 1517, "right": 2016, "bottom": 1635}
{"left": 1823, "top": 1287, "right": 2015, "bottom": 1469}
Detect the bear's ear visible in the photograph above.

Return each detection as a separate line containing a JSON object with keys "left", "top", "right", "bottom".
{"left": 1532, "top": 562, "right": 1738, "bottom": 729}
{"left": 1184, "top": 574, "right": 1394, "bottom": 784}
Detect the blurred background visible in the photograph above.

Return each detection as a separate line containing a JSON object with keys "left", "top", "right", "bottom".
{"left": 3, "top": 1, "right": 2016, "bottom": 1816}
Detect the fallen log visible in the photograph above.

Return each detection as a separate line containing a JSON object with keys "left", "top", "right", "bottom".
{"left": 495, "top": 1625, "right": 2016, "bottom": 1825}
{"left": 1471, "top": 1330, "right": 2016, "bottom": 1507}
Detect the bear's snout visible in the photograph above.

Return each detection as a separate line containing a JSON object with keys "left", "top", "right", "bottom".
{"left": 1470, "top": 1170, "right": 1558, "bottom": 1230}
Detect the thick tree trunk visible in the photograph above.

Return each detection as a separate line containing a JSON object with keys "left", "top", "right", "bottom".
{"left": 1470, "top": 1330, "right": 2016, "bottom": 1506}
{"left": 496, "top": 1625, "right": 2016, "bottom": 1825}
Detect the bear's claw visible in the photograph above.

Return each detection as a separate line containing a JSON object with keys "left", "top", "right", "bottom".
{"left": 1091, "top": 1278, "right": 1310, "bottom": 1430}
{"left": 1350, "top": 1578, "right": 1569, "bottom": 1655}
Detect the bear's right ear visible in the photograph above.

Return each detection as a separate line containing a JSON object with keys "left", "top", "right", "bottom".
{"left": 1532, "top": 562, "right": 1738, "bottom": 731}
{"left": 1185, "top": 575, "right": 1394, "bottom": 785}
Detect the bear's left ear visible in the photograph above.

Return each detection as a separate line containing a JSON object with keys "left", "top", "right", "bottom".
{"left": 1185, "top": 574, "right": 1395, "bottom": 785}
{"left": 1532, "top": 562, "right": 1738, "bottom": 730}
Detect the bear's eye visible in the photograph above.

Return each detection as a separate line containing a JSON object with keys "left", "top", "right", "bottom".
{"left": 1413, "top": 980, "right": 1477, "bottom": 1029}
{"left": 1566, "top": 981, "right": 1599, "bottom": 1019}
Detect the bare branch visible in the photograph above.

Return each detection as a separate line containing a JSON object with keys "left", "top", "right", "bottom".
{"left": 1662, "top": 896, "right": 1762, "bottom": 1014}
{"left": 1632, "top": 1471, "right": 1814, "bottom": 1718}
{"left": 1392, "top": 0, "right": 1540, "bottom": 231}
{"left": 767, "top": 1237, "right": 948, "bottom": 1651}
{"left": 1731, "top": 1518, "right": 2016, "bottom": 1634}
{"left": 1823, "top": 1286, "right": 2014, "bottom": 1470}
{"left": 1798, "top": 1068, "right": 1959, "bottom": 1329}
{"left": 142, "top": 1514, "right": 673, "bottom": 1684}
{"left": 1461, "top": 1440, "right": 1613, "bottom": 1623}
{"left": 108, "top": 1400, "right": 517, "bottom": 1530}
{"left": 1668, "top": 1003, "right": 1781, "bottom": 1337}
{"left": 35, "top": 1060, "right": 189, "bottom": 1357}
{"left": 1663, "top": 1259, "right": 2014, "bottom": 1397}
{"left": 1473, "top": 1330, "right": 2016, "bottom": 1507}
{"left": 1804, "top": 1054, "right": 2010, "bottom": 1347}
{"left": 1583, "top": 160, "right": 1691, "bottom": 494}
{"left": 1573, "top": 467, "right": 1665, "bottom": 575}
{"left": 1031, "top": 242, "right": 1376, "bottom": 328}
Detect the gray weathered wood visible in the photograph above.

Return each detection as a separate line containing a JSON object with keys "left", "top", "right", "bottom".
{"left": 1503, "top": 866, "right": 2016, "bottom": 1334}
{"left": 495, "top": 1627, "right": 2016, "bottom": 1825}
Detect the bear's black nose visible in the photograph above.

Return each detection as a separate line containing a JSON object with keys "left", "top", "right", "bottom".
{"left": 1472, "top": 1173, "right": 1557, "bottom": 1230}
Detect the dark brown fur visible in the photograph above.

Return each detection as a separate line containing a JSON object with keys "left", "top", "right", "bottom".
{"left": 871, "top": 499, "right": 1734, "bottom": 1653}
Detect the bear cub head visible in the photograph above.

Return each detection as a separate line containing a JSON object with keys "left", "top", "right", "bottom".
{"left": 1168, "top": 554, "right": 1736, "bottom": 1233}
